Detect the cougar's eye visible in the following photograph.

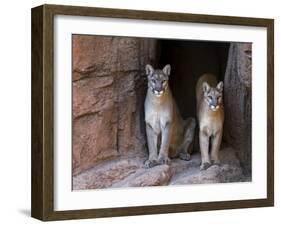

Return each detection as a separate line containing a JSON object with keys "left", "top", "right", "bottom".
{"left": 151, "top": 79, "right": 156, "bottom": 84}
{"left": 208, "top": 95, "right": 212, "bottom": 99}
{"left": 162, "top": 80, "right": 167, "bottom": 85}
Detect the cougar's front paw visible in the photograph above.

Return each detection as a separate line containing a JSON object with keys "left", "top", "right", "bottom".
{"left": 158, "top": 156, "right": 171, "bottom": 165}
{"left": 144, "top": 159, "right": 158, "bottom": 168}
{"left": 211, "top": 159, "right": 221, "bottom": 166}
{"left": 200, "top": 162, "right": 211, "bottom": 170}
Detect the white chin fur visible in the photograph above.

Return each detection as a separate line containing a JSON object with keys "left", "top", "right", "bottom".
{"left": 210, "top": 105, "right": 219, "bottom": 111}
{"left": 153, "top": 90, "right": 164, "bottom": 96}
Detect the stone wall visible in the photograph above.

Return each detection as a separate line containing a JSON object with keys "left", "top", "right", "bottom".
{"left": 72, "top": 35, "right": 158, "bottom": 175}
{"left": 223, "top": 43, "right": 252, "bottom": 176}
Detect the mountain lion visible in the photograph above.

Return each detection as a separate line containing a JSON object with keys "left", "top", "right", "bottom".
{"left": 196, "top": 73, "right": 224, "bottom": 170}
{"left": 144, "top": 64, "right": 196, "bottom": 168}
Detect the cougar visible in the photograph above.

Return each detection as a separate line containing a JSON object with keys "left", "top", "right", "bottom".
{"left": 196, "top": 73, "right": 224, "bottom": 170}
{"left": 144, "top": 64, "right": 196, "bottom": 168}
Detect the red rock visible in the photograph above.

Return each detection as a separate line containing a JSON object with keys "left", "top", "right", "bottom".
{"left": 72, "top": 109, "right": 119, "bottom": 175}
{"left": 72, "top": 35, "right": 157, "bottom": 174}
{"left": 128, "top": 165, "right": 172, "bottom": 187}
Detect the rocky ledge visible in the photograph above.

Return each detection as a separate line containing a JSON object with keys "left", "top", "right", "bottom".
{"left": 73, "top": 147, "right": 250, "bottom": 190}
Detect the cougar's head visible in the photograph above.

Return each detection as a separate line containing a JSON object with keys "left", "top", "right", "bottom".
{"left": 145, "top": 64, "right": 170, "bottom": 97}
{"left": 203, "top": 81, "right": 223, "bottom": 111}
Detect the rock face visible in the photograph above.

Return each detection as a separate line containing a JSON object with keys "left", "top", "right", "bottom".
{"left": 223, "top": 43, "right": 252, "bottom": 176}
{"left": 72, "top": 35, "right": 158, "bottom": 175}
{"left": 73, "top": 147, "right": 248, "bottom": 190}
{"left": 73, "top": 158, "right": 143, "bottom": 189}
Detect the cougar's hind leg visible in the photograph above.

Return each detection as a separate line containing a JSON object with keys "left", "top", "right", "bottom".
{"left": 178, "top": 117, "right": 196, "bottom": 161}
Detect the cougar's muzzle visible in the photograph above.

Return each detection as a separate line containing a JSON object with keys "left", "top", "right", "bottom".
{"left": 152, "top": 84, "right": 168, "bottom": 97}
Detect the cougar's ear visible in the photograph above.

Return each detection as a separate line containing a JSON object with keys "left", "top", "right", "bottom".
{"left": 216, "top": 81, "right": 223, "bottom": 92}
{"left": 145, "top": 64, "right": 154, "bottom": 76}
{"left": 202, "top": 82, "right": 210, "bottom": 94}
{"left": 163, "top": 64, "right": 171, "bottom": 76}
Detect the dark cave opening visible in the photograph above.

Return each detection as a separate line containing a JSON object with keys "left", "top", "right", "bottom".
{"left": 158, "top": 40, "right": 230, "bottom": 119}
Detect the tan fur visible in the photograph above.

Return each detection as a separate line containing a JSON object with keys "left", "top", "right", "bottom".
{"left": 196, "top": 73, "right": 224, "bottom": 170}
{"left": 144, "top": 65, "right": 195, "bottom": 168}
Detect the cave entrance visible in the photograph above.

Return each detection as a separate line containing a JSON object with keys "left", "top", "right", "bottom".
{"left": 158, "top": 40, "right": 230, "bottom": 119}
{"left": 156, "top": 40, "right": 251, "bottom": 176}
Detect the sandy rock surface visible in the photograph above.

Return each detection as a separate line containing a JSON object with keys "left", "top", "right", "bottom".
{"left": 73, "top": 147, "right": 249, "bottom": 190}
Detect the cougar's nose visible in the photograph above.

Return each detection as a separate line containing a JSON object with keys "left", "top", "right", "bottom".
{"left": 154, "top": 86, "right": 162, "bottom": 92}
{"left": 211, "top": 98, "right": 217, "bottom": 107}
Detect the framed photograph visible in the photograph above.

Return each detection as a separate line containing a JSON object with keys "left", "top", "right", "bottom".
{"left": 31, "top": 4, "right": 274, "bottom": 221}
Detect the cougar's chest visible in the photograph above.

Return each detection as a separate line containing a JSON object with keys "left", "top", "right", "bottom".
{"left": 145, "top": 96, "right": 173, "bottom": 134}
{"left": 199, "top": 109, "right": 224, "bottom": 135}
{"left": 145, "top": 110, "right": 161, "bottom": 134}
